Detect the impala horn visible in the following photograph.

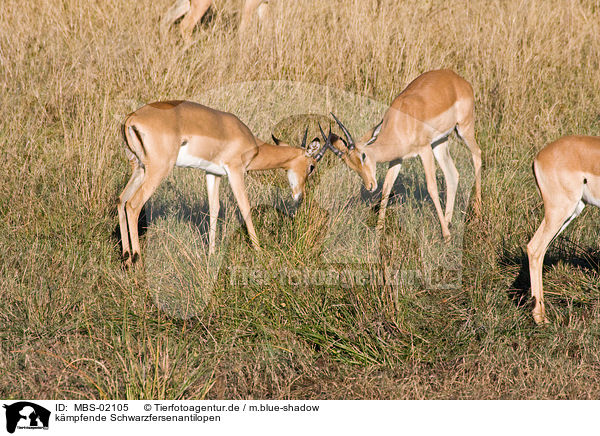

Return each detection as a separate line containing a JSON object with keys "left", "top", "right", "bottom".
{"left": 313, "top": 123, "right": 331, "bottom": 162}
{"left": 330, "top": 112, "right": 355, "bottom": 151}
{"left": 300, "top": 127, "right": 308, "bottom": 149}
{"left": 319, "top": 122, "right": 343, "bottom": 158}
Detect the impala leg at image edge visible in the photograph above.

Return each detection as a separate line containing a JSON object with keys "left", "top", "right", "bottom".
{"left": 527, "top": 135, "right": 600, "bottom": 324}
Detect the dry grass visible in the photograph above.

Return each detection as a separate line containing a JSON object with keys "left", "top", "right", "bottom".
{"left": 1, "top": 0, "right": 600, "bottom": 399}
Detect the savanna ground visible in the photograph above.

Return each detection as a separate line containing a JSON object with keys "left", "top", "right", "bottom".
{"left": 1, "top": 0, "right": 600, "bottom": 400}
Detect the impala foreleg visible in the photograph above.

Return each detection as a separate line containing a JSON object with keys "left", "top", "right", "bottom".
{"left": 206, "top": 173, "right": 221, "bottom": 254}
{"left": 377, "top": 162, "right": 402, "bottom": 233}
{"left": 420, "top": 147, "right": 451, "bottom": 239}
{"left": 432, "top": 140, "right": 459, "bottom": 223}
{"left": 227, "top": 168, "right": 260, "bottom": 250}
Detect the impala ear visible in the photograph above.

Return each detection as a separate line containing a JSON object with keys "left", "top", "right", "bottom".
{"left": 271, "top": 134, "right": 281, "bottom": 145}
{"left": 365, "top": 119, "right": 383, "bottom": 145}
{"left": 305, "top": 137, "right": 321, "bottom": 157}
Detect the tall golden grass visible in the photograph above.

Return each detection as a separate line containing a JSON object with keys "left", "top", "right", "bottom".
{"left": 1, "top": 0, "right": 600, "bottom": 399}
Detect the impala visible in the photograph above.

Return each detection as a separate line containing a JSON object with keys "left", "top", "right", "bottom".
{"left": 162, "top": 0, "right": 269, "bottom": 38}
{"left": 118, "top": 100, "right": 327, "bottom": 267}
{"left": 328, "top": 69, "right": 482, "bottom": 239}
{"left": 527, "top": 135, "right": 600, "bottom": 324}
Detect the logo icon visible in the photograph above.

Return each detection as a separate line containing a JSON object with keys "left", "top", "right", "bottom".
{"left": 3, "top": 402, "right": 50, "bottom": 434}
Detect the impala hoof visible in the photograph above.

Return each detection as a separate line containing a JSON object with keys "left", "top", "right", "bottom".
{"left": 122, "top": 251, "right": 131, "bottom": 268}
{"left": 533, "top": 312, "right": 549, "bottom": 325}
{"left": 122, "top": 251, "right": 140, "bottom": 270}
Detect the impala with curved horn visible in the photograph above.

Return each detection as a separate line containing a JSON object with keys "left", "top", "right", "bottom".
{"left": 329, "top": 69, "right": 482, "bottom": 239}
{"left": 527, "top": 135, "right": 600, "bottom": 324}
{"left": 118, "top": 100, "right": 328, "bottom": 267}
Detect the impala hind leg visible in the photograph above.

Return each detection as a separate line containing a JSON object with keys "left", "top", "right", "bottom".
{"left": 124, "top": 166, "right": 172, "bottom": 268}
{"left": 180, "top": 0, "right": 212, "bottom": 38}
{"left": 227, "top": 168, "right": 260, "bottom": 250}
{"left": 206, "top": 174, "right": 221, "bottom": 254}
{"left": 377, "top": 162, "right": 402, "bottom": 233}
{"left": 256, "top": 1, "right": 269, "bottom": 22}
{"left": 420, "top": 147, "right": 451, "bottom": 239}
{"left": 162, "top": 0, "right": 191, "bottom": 34}
{"left": 240, "top": 0, "right": 266, "bottom": 32}
{"left": 456, "top": 119, "right": 482, "bottom": 216}
{"left": 118, "top": 162, "right": 145, "bottom": 263}
{"left": 432, "top": 140, "right": 459, "bottom": 223}
{"left": 527, "top": 199, "right": 584, "bottom": 324}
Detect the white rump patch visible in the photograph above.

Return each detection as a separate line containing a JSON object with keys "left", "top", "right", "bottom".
{"left": 176, "top": 144, "right": 227, "bottom": 176}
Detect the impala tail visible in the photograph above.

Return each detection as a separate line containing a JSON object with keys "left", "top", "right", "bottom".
{"left": 122, "top": 117, "right": 147, "bottom": 168}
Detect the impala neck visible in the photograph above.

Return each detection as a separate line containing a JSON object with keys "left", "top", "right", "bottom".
{"left": 362, "top": 139, "right": 391, "bottom": 164}
{"left": 246, "top": 140, "right": 304, "bottom": 171}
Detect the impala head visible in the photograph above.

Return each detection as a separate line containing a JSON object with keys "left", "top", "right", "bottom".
{"left": 329, "top": 113, "right": 378, "bottom": 192}
{"left": 271, "top": 127, "right": 329, "bottom": 203}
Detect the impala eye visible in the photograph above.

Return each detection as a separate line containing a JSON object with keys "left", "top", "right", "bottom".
{"left": 360, "top": 152, "right": 367, "bottom": 163}
{"left": 308, "top": 164, "right": 315, "bottom": 175}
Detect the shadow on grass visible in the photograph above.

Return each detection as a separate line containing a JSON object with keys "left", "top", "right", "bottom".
{"left": 113, "top": 191, "right": 305, "bottom": 259}
{"left": 362, "top": 172, "right": 437, "bottom": 214}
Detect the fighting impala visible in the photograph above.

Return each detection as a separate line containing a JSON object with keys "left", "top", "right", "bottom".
{"left": 118, "top": 100, "right": 327, "bottom": 267}
{"left": 328, "top": 69, "right": 482, "bottom": 238}
{"left": 162, "top": 0, "right": 269, "bottom": 38}
{"left": 527, "top": 136, "right": 600, "bottom": 324}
